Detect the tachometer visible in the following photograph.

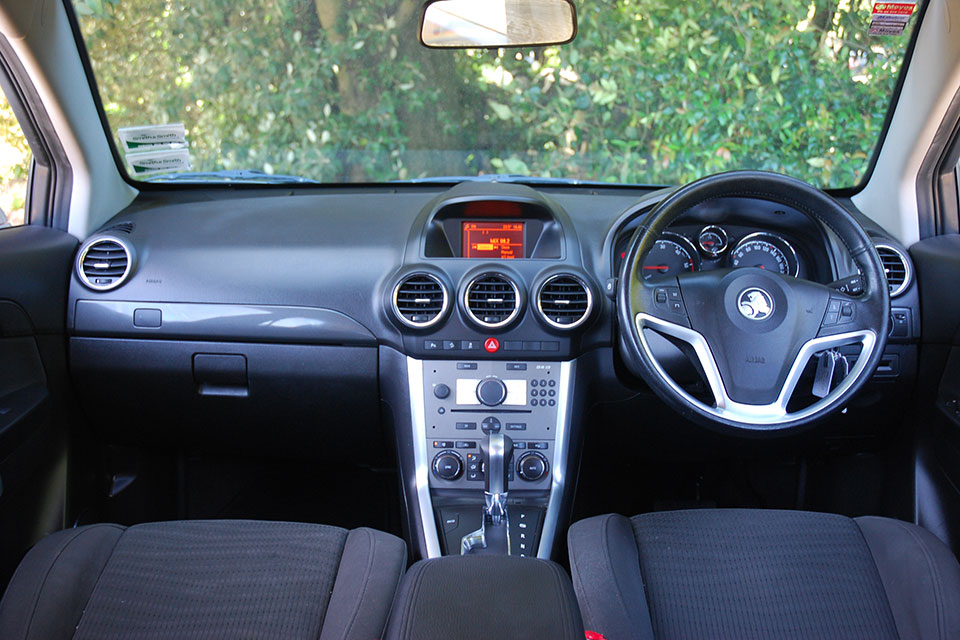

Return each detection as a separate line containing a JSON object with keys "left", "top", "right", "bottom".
{"left": 640, "top": 233, "right": 700, "bottom": 280}
{"left": 729, "top": 232, "right": 799, "bottom": 276}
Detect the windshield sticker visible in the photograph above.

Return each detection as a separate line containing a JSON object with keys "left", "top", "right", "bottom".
{"left": 118, "top": 123, "right": 187, "bottom": 152}
{"left": 126, "top": 149, "right": 192, "bottom": 176}
{"left": 869, "top": 2, "right": 916, "bottom": 35}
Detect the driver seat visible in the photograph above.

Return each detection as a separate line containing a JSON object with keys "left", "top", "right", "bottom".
{"left": 568, "top": 509, "right": 960, "bottom": 640}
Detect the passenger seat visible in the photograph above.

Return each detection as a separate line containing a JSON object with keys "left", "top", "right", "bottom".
{"left": 0, "top": 520, "right": 406, "bottom": 640}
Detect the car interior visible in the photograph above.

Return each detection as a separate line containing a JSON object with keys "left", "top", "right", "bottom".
{"left": 1, "top": 0, "right": 960, "bottom": 638}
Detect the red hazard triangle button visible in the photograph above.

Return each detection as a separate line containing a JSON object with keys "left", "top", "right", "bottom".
{"left": 484, "top": 337, "right": 500, "bottom": 353}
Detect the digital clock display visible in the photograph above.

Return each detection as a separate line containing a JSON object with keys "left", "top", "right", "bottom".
{"left": 462, "top": 221, "right": 524, "bottom": 259}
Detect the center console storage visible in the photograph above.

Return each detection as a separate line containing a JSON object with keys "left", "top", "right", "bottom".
{"left": 384, "top": 556, "right": 584, "bottom": 640}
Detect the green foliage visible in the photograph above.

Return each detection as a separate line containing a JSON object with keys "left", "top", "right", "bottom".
{"left": 75, "top": 0, "right": 916, "bottom": 187}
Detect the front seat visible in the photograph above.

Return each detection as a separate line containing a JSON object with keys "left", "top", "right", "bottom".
{"left": 0, "top": 520, "right": 406, "bottom": 640}
{"left": 568, "top": 509, "right": 960, "bottom": 640}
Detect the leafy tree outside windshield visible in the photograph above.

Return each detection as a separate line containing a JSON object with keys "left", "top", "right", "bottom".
{"left": 74, "top": 0, "right": 918, "bottom": 188}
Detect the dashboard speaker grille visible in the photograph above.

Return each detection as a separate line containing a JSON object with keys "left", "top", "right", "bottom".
{"left": 464, "top": 273, "right": 520, "bottom": 327}
{"left": 78, "top": 238, "right": 132, "bottom": 291}
{"left": 875, "top": 244, "right": 910, "bottom": 297}
{"left": 537, "top": 275, "right": 592, "bottom": 329}
{"left": 394, "top": 273, "right": 448, "bottom": 328}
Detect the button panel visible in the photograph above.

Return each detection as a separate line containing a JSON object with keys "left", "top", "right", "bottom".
{"left": 423, "top": 360, "right": 558, "bottom": 490}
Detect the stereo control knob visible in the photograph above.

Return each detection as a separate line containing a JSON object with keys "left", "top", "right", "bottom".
{"left": 434, "top": 383, "right": 451, "bottom": 399}
{"left": 517, "top": 452, "right": 548, "bottom": 482}
{"left": 477, "top": 377, "right": 507, "bottom": 406}
{"left": 432, "top": 451, "right": 463, "bottom": 481}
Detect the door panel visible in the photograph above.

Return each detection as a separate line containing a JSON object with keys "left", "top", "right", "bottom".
{"left": 0, "top": 225, "right": 76, "bottom": 587}
{"left": 909, "top": 235, "right": 960, "bottom": 551}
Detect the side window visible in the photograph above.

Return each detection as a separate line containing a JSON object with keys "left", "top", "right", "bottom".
{"left": 0, "top": 89, "right": 30, "bottom": 229}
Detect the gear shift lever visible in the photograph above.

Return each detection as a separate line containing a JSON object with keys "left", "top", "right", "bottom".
{"left": 483, "top": 432, "right": 513, "bottom": 525}
{"left": 461, "top": 432, "right": 513, "bottom": 555}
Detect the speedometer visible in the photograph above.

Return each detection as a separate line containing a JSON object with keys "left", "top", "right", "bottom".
{"left": 640, "top": 233, "right": 701, "bottom": 280}
{"left": 729, "top": 232, "right": 799, "bottom": 276}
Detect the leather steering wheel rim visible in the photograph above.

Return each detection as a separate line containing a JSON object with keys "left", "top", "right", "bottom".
{"left": 617, "top": 170, "right": 890, "bottom": 434}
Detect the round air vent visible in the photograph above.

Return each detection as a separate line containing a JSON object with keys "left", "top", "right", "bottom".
{"left": 463, "top": 273, "right": 521, "bottom": 328}
{"left": 393, "top": 273, "right": 449, "bottom": 328}
{"left": 536, "top": 274, "right": 593, "bottom": 329}
{"left": 76, "top": 236, "right": 134, "bottom": 291}
{"left": 875, "top": 243, "right": 911, "bottom": 297}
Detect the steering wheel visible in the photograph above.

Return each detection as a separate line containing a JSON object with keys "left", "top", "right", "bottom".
{"left": 617, "top": 171, "right": 889, "bottom": 432}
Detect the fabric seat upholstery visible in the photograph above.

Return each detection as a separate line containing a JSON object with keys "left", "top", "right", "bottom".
{"left": 0, "top": 520, "right": 406, "bottom": 640}
{"left": 568, "top": 509, "right": 960, "bottom": 640}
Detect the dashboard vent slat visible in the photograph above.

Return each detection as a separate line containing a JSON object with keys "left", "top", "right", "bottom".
{"left": 393, "top": 273, "right": 448, "bottom": 328}
{"left": 77, "top": 238, "right": 134, "bottom": 291}
{"left": 464, "top": 273, "right": 521, "bottom": 328}
{"left": 537, "top": 275, "right": 592, "bottom": 329}
{"left": 875, "top": 244, "right": 911, "bottom": 298}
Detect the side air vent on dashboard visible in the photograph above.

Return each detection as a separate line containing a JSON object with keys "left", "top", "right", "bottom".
{"left": 875, "top": 244, "right": 911, "bottom": 297}
{"left": 393, "top": 273, "right": 449, "bottom": 328}
{"left": 463, "top": 273, "right": 521, "bottom": 328}
{"left": 76, "top": 237, "right": 134, "bottom": 291}
{"left": 536, "top": 274, "right": 593, "bottom": 329}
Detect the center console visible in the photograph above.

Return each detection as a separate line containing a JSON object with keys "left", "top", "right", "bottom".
{"left": 407, "top": 357, "right": 575, "bottom": 558}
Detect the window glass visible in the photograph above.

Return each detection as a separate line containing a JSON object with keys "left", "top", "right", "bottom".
{"left": 0, "top": 91, "right": 30, "bottom": 228}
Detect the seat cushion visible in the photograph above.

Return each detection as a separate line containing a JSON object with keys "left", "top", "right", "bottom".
{"left": 568, "top": 509, "right": 960, "bottom": 640}
{"left": 0, "top": 520, "right": 406, "bottom": 640}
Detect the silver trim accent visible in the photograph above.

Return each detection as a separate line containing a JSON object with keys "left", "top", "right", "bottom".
{"left": 635, "top": 313, "right": 877, "bottom": 426}
{"left": 462, "top": 273, "right": 522, "bottom": 329}
{"left": 875, "top": 243, "right": 912, "bottom": 298}
{"left": 392, "top": 273, "right": 449, "bottom": 329}
{"left": 697, "top": 225, "right": 729, "bottom": 257}
{"left": 730, "top": 231, "right": 800, "bottom": 277}
{"left": 537, "top": 359, "right": 574, "bottom": 559}
{"left": 76, "top": 235, "right": 133, "bottom": 291}
{"left": 406, "top": 357, "right": 443, "bottom": 558}
{"left": 536, "top": 274, "right": 594, "bottom": 330}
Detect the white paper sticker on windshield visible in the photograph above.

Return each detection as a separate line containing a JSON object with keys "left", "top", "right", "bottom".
{"left": 869, "top": 2, "right": 916, "bottom": 35}
{"left": 118, "top": 123, "right": 187, "bottom": 152}
{"left": 126, "top": 149, "right": 192, "bottom": 176}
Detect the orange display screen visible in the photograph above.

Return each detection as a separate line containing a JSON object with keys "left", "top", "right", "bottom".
{"left": 462, "top": 221, "right": 524, "bottom": 259}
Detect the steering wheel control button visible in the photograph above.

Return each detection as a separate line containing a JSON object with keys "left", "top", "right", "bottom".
{"left": 433, "top": 383, "right": 451, "bottom": 399}
{"left": 483, "top": 337, "right": 500, "bottom": 353}
{"left": 737, "top": 287, "right": 775, "bottom": 321}
{"left": 653, "top": 286, "right": 687, "bottom": 317}
{"left": 455, "top": 421, "right": 477, "bottom": 430}
{"left": 481, "top": 416, "right": 502, "bottom": 434}
{"left": 477, "top": 378, "right": 507, "bottom": 406}
{"left": 822, "top": 298, "right": 856, "bottom": 327}
{"left": 432, "top": 451, "right": 463, "bottom": 481}
{"left": 517, "top": 452, "right": 549, "bottom": 482}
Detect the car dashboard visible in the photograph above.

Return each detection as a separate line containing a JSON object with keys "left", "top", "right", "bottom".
{"left": 65, "top": 180, "right": 920, "bottom": 559}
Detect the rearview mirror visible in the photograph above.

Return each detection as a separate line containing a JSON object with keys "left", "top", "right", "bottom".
{"left": 420, "top": 0, "right": 577, "bottom": 49}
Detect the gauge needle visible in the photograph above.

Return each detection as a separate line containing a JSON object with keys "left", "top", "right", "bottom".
{"left": 643, "top": 266, "right": 669, "bottom": 271}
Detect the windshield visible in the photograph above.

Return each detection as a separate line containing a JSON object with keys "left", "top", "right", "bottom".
{"left": 72, "top": 0, "right": 921, "bottom": 188}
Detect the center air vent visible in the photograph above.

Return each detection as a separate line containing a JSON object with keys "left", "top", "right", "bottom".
{"left": 537, "top": 274, "right": 593, "bottom": 329}
{"left": 393, "top": 273, "right": 449, "bottom": 328}
{"left": 463, "top": 273, "right": 521, "bottom": 328}
{"left": 77, "top": 237, "right": 134, "bottom": 291}
{"left": 875, "top": 244, "right": 911, "bottom": 297}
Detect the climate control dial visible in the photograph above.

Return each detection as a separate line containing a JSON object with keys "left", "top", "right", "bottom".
{"left": 517, "top": 451, "right": 549, "bottom": 482}
{"left": 432, "top": 450, "right": 464, "bottom": 481}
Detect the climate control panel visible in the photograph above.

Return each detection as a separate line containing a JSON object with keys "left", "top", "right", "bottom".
{"left": 422, "top": 360, "right": 560, "bottom": 490}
